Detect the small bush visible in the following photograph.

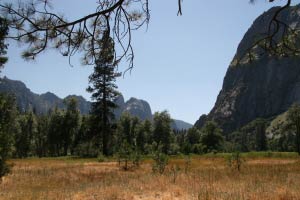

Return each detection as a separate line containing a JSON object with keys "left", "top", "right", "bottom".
{"left": 152, "top": 152, "right": 169, "bottom": 174}
{"left": 97, "top": 153, "right": 105, "bottom": 162}
{"left": 132, "top": 151, "right": 142, "bottom": 167}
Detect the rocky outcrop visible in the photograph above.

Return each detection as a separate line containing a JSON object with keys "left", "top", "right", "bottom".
{"left": 123, "top": 97, "right": 152, "bottom": 121}
{"left": 195, "top": 5, "right": 300, "bottom": 133}
{"left": 0, "top": 76, "right": 91, "bottom": 114}
{"left": 1, "top": 76, "right": 192, "bottom": 129}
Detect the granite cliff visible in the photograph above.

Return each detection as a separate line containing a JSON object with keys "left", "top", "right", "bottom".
{"left": 195, "top": 5, "right": 300, "bottom": 133}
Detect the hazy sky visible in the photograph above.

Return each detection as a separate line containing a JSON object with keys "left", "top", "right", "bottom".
{"left": 2, "top": 0, "right": 300, "bottom": 124}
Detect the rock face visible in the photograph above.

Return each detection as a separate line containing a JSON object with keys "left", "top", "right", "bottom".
{"left": 123, "top": 97, "right": 153, "bottom": 121}
{"left": 0, "top": 76, "right": 192, "bottom": 129}
{"left": 171, "top": 120, "right": 193, "bottom": 130}
{"left": 113, "top": 95, "right": 126, "bottom": 119}
{"left": 195, "top": 5, "right": 300, "bottom": 133}
{"left": 0, "top": 76, "right": 91, "bottom": 114}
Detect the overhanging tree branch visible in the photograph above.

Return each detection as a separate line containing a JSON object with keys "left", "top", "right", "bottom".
{"left": 234, "top": 0, "right": 296, "bottom": 65}
{"left": 0, "top": 0, "right": 150, "bottom": 70}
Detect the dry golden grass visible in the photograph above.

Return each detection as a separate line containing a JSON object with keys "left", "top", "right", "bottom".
{"left": 1, "top": 156, "right": 300, "bottom": 200}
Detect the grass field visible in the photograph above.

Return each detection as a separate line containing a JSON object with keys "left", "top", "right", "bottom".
{"left": 1, "top": 153, "right": 300, "bottom": 200}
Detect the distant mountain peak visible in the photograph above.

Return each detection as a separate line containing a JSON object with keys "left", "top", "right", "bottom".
{"left": 0, "top": 77, "right": 193, "bottom": 130}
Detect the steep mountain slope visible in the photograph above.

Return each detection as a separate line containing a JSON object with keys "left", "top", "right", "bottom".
{"left": 0, "top": 76, "right": 192, "bottom": 129}
{"left": 171, "top": 120, "right": 193, "bottom": 130}
{"left": 195, "top": 5, "right": 300, "bottom": 133}
{"left": 0, "top": 76, "right": 90, "bottom": 114}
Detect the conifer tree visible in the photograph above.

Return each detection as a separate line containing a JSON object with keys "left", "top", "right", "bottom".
{"left": 254, "top": 119, "right": 267, "bottom": 151}
{"left": 287, "top": 103, "right": 300, "bottom": 155}
{"left": 15, "top": 111, "right": 37, "bottom": 158}
{"left": 200, "top": 121, "right": 224, "bottom": 153}
{"left": 48, "top": 107, "right": 65, "bottom": 156}
{"left": 0, "top": 94, "right": 18, "bottom": 178}
{"left": 0, "top": 18, "right": 13, "bottom": 179}
{"left": 153, "top": 111, "right": 173, "bottom": 154}
{"left": 87, "top": 30, "right": 121, "bottom": 156}
{"left": 35, "top": 115, "right": 49, "bottom": 157}
{"left": 62, "top": 98, "right": 80, "bottom": 155}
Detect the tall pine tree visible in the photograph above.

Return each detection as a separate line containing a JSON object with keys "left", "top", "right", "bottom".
{"left": 87, "top": 31, "right": 120, "bottom": 156}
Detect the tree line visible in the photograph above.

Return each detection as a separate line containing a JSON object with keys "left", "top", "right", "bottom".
{"left": 0, "top": 97, "right": 224, "bottom": 159}
{"left": 2, "top": 92, "right": 300, "bottom": 177}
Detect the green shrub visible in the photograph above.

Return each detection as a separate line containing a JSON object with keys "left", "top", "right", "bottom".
{"left": 97, "top": 153, "right": 105, "bottom": 162}
{"left": 152, "top": 152, "right": 169, "bottom": 174}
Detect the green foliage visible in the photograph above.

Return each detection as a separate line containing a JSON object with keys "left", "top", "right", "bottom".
{"left": 48, "top": 108, "right": 65, "bottom": 156}
{"left": 200, "top": 121, "right": 224, "bottom": 153}
{"left": 186, "top": 127, "right": 201, "bottom": 145}
{"left": 97, "top": 153, "right": 106, "bottom": 162}
{"left": 152, "top": 144, "right": 169, "bottom": 174}
{"left": 0, "top": 94, "right": 18, "bottom": 178}
{"left": 117, "top": 140, "right": 133, "bottom": 170}
{"left": 34, "top": 115, "right": 49, "bottom": 157}
{"left": 254, "top": 119, "right": 268, "bottom": 151}
{"left": 73, "top": 116, "right": 96, "bottom": 157}
{"left": 228, "top": 118, "right": 269, "bottom": 152}
{"left": 287, "top": 103, "right": 300, "bottom": 155}
{"left": 87, "top": 31, "right": 120, "bottom": 156}
{"left": 116, "top": 113, "right": 143, "bottom": 170}
{"left": 153, "top": 111, "right": 173, "bottom": 154}
{"left": 15, "top": 112, "right": 37, "bottom": 158}
{"left": 62, "top": 98, "right": 80, "bottom": 155}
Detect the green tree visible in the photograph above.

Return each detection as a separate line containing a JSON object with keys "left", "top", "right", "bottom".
{"left": 87, "top": 31, "right": 120, "bottom": 156}
{"left": 15, "top": 111, "right": 37, "bottom": 158}
{"left": 35, "top": 115, "right": 49, "bottom": 157}
{"left": 0, "top": 18, "right": 13, "bottom": 178}
{"left": 136, "top": 123, "right": 147, "bottom": 154}
{"left": 200, "top": 121, "right": 224, "bottom": 153}
{"left": 182, "top": 127, "right": 202, "bottom": 154}
{"left": 48, "top": 107, "right": 65, "bottom": 156}
{"left": 116, "top": 113, "right": 141, "bottom": 169}
{"left": 73, "top": 115, "right": 99, "bottom": 157}
{"left": 143, "top": 119, "right": 153, "bottom": 144}
{"left": 287, "top": 103, "right": 300, "bottom": 155}
{"left": 254, "top": 119, "right": 267, "bottom": 151}
{"left": 0, "top": 94, "right": 18, "bottom": 178}
{"left": 186, "top": 127, "right": 201, "bottom": 145}
{"left": 153, "top": 111, "right": 173, "bottom": 154}
{"left": 62, "top": 98, "right": 80, "bottom": 155}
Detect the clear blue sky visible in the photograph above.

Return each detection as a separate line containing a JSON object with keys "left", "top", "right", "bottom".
{"left": 2, "top": 0, "right": 300, "bottom": 124}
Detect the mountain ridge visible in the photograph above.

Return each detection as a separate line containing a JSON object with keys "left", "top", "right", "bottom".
{"left": 0, "top": 76, "right": 192, "bottom": 130}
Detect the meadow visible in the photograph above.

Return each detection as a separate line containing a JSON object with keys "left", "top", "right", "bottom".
{"left": 1, "top": 153, "right": 300, "bottom": 200}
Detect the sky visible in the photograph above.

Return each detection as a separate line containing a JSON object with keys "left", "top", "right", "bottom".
{"left": 2, "top": 0, "right": 300, "bottom": 124}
